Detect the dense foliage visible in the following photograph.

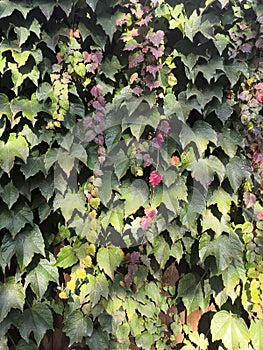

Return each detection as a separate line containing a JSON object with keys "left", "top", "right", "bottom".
{"left": 0, "top": 0, "right": 262, "bottom": 349}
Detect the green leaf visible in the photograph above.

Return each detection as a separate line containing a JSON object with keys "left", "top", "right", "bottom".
{"left": 58, "top": 192, "right": 87, "bottom": 222}
{"left": 97, "top": 246, "right": 124, "bottom": 280}
{"left": 180, "top": 121, "right": 217, "bottom": 155}
{"left": 15, "top": 225, "right": 45, "bottom": 271}
{"left": 81, "top": 274, "right": 109, "bottom": 307}
{"left": 21, "top": 156, "right": 45, "bottom": 179}
{"left": 120, "top": 179, "right": 149, "bottom": 217}
{"left": 199, "top": 232, "right": 243, "bottom": 272}
{"left": 135, "top": 331, "right": 154, "bottom": 350}
{"left": 0, "top": 278, "right": 25, "bottom": 323}
{"left": 14, "top": 26, "right": 30, "bottom": 47}
{"left": 18, "top": 304, "right": 53, "bottom": 346}
{"left": 177, "top": 272, "right": 207, "bottom": 313}
{"left": 55, "top": 246, "right": 78, "bottom": 268}
{"left": 213, "top": 33, "right": 231, "bottom": 55}
{"left": 0, "top": 203, "right": 33, "bottom": 238}
{"left": 207, "top": 188, "right": 234, "bottom": 216}
{"left": 116, "top": 322, "right": 130, "bottom": 342}
{"left": 102, "top": 56, "right": 121, "bottom": 81}
{"left": 226, "top": 156, "right": 251, "bottom": 192}
{"left": 0, "top": 133, "right": 29, "bottom": 174}
{"left": 86, "top": 0, "right": 99, "bottom": 11}
{"left": 0, "top": 93, "right": 11, "bottom": 120}
{"left": 211, "top": 311, "right": 250, "bottom": 349}
{"left": 189, "top": 156, "right": 225, "bottom": 190}
{"left": 224, "top": 61, "right": 249, "bottom": 87}
{"left": 63, "top": 310, "right": 93, "bottom": 345}
{"left": 11, "top": 95, "right": 43, "bottom": 124}
{"left": 97, "top": 171, "right": 114, "bottom": 206}
{"left": 153, "top": 236, "right": 170, "bottom": 269}
{"left": 249, "top": 319, "right": 263, "bottom": 350}
{"left": 25, "top": 255, "right": 59, "bottom": 299}
{"left": 218, "top": 129, "right": 243, "bottom": 158}
{"left": 0, "top": 180, "right": 19, "bottom": 209}
{"left": 86, "top": 329, "right": 109, "bottom": 350}
{"left": 15, "top": 339, "right": 39, "bottom": 350}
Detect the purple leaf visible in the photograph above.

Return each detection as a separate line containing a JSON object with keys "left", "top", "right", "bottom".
{"left": 129, "top": 53, "right": 144, "bottom": 68}
{"left": 150, "top": 46, "right": 164, "bottom": 59}
{"left": 146, "top": 64, "right": 162, "bottom": 79}
{"left": 148, "top": 30, "right": 164, "bottom": 46}
{"left": 132, "top": 87, "right": 143, "bottom": 96}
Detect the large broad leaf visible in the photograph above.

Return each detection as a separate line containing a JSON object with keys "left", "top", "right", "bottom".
{"left": 207, "top": 188, "right": 235, "bottom": 216}
{"left": 180, "top": 120, "right": 217, "bottom": 155}
{"left": 0, "top": 180, "right": 19, "bottom": 209}
{"left": 218, "top": 129, "right": 243, "bottom": 158}
{"left": 249, "top": 319, "right": 263, "bottom": 350}
{"left": 135, "top": 332, "right": 154, "bottom": 350}
{"left": 18, "top": 304, "right": 53, "bottom": 346}
{"left": 0, "top": 202, "right": 33, "bottom": 238}
{"left": 226, "top": 156, "right": 251, "bottom": 192}
{"left": 211, "top": 311, "right": 250, "bottom": 349}
{"left": 97, "top": 246, "right": 124, "bottom": 280}
{"left": 80, "top": 273, "right": 109, "bottom": 307}
{"left": 15, "top": 225, "right": 45, "bottom": 271}
{"left": 63, "top": 310, "right": 93, "bottom": 346}
{"left": 86, "top": 0, "right": 99, "bottom": 11}
{"left": 199, "top": 231, "right": 243, "bottom": 272}
{"left": 0, "top": 278, "right": 25, "bottom": 323}
{"left": 58, "top": 192, "right": 87, "bottom": 222}
{"left": 177, "top": 272, "right": 208, "bottom": 313}
{"left": 189, "top": 156, "right": 225, "bottom": 189}
{"left": 120, "top": 179, "right": 149, "bottom": 217}
{"left": 153, "top": 236, "right": 170, "bottom": 269}
{"left": 86, "top": 329, "right": 109, "bottom": 350}
{"left": 25, "top": 254, "right": 59, "bottom": 299}
{"left": 55, "top": 246, "right": 78, "bottom": 268}
{"left": 0, "top": 133, "right": 29, "bottom": 174}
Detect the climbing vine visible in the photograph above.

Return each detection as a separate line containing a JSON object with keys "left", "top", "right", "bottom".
{"left": 0, "top": 0, "right": 262, "bottom": 349}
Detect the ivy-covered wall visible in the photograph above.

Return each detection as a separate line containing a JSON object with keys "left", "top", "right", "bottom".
{"left": 0, "top": 0, "right": 262, "bottom": 349}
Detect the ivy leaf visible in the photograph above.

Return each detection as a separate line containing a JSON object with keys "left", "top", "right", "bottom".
{"left": 0, "top": 278, "right": 25, "bottom": 323}
{"left": 15, "top": 339, "right": 39, "bottom": 350}
{"left": 102, "top": 56, "right": 121, "bottom": 81}
{"left": 213, "top": 33, "right": 231, "bottom": 55}
{"left": 211, "top": 311, "right": 250, "bottom": 349}
{"left": 207, "top": 188, "right": 234, "bottom": 215}
{"left": 58, "top": 192, "right": 87, "bottom": 222}
{"left": 136, "top": 332, "right": 154, "bottom": 350}
{"left": 0, "top": 133, "right": 29, "bottom": 174}
{"left": 14, "top": 26, "right": 30, "bottom": 47}
{"left": 15, "top": 225, "right": 45, "bottom": 271}
{"left": 120, "top": 180, "right": 149, "bottom": 217}
{"left": 0, "top": 93, "right": 11, "bottom": 120}
{"left": 86, "top": 329, "right": 109, "bottom": 350}
{"left": 11, "top": 95, "right": 43, "bottom": 125}
{"left": 97, "top": 246, "right": 124, "bottom": 280}
{"left": 177, "top": 272, "right": 208, "bottom": 313}
{"left": 224, "top": 61, "right": 249, "bottom": 87}
{"left": 226, "top": 156, "right": 251, "bottom": 192}
{"left": 153, "top": 236, "right": 170, "bottom": 269}
{"left": 21, "top": 156, "right": 45, "bottom": 179}
{"left": 1, "top": 181, "right": 19, "bottom": 209}
{"left": 199, "top": 232, "right": 243, "bottom": 272}
{"left": 55, "top": 246, "right": 78, "bottom": 268}
{"left": 0, "top": 203, "right": 33, "bottom": 238}
{"left": 81, "top": 274, "right": 109, "bottom": 306}
{"left": 218, "top": 129, "right": 243, "bottom": 158}
{"left": 63, "top": 310, "right": 93, "bottom": 345}
{"left": 249, "top": 319, "right": 263, "bottom": 350}
{"left": 25, "top": 255, "right": 59, "bottom": 299}
{"left": 18, "top": 304, "right": 53, "bottom": 346}
{"left": 86, "top": 0, "right": 99, "bottom": 11}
